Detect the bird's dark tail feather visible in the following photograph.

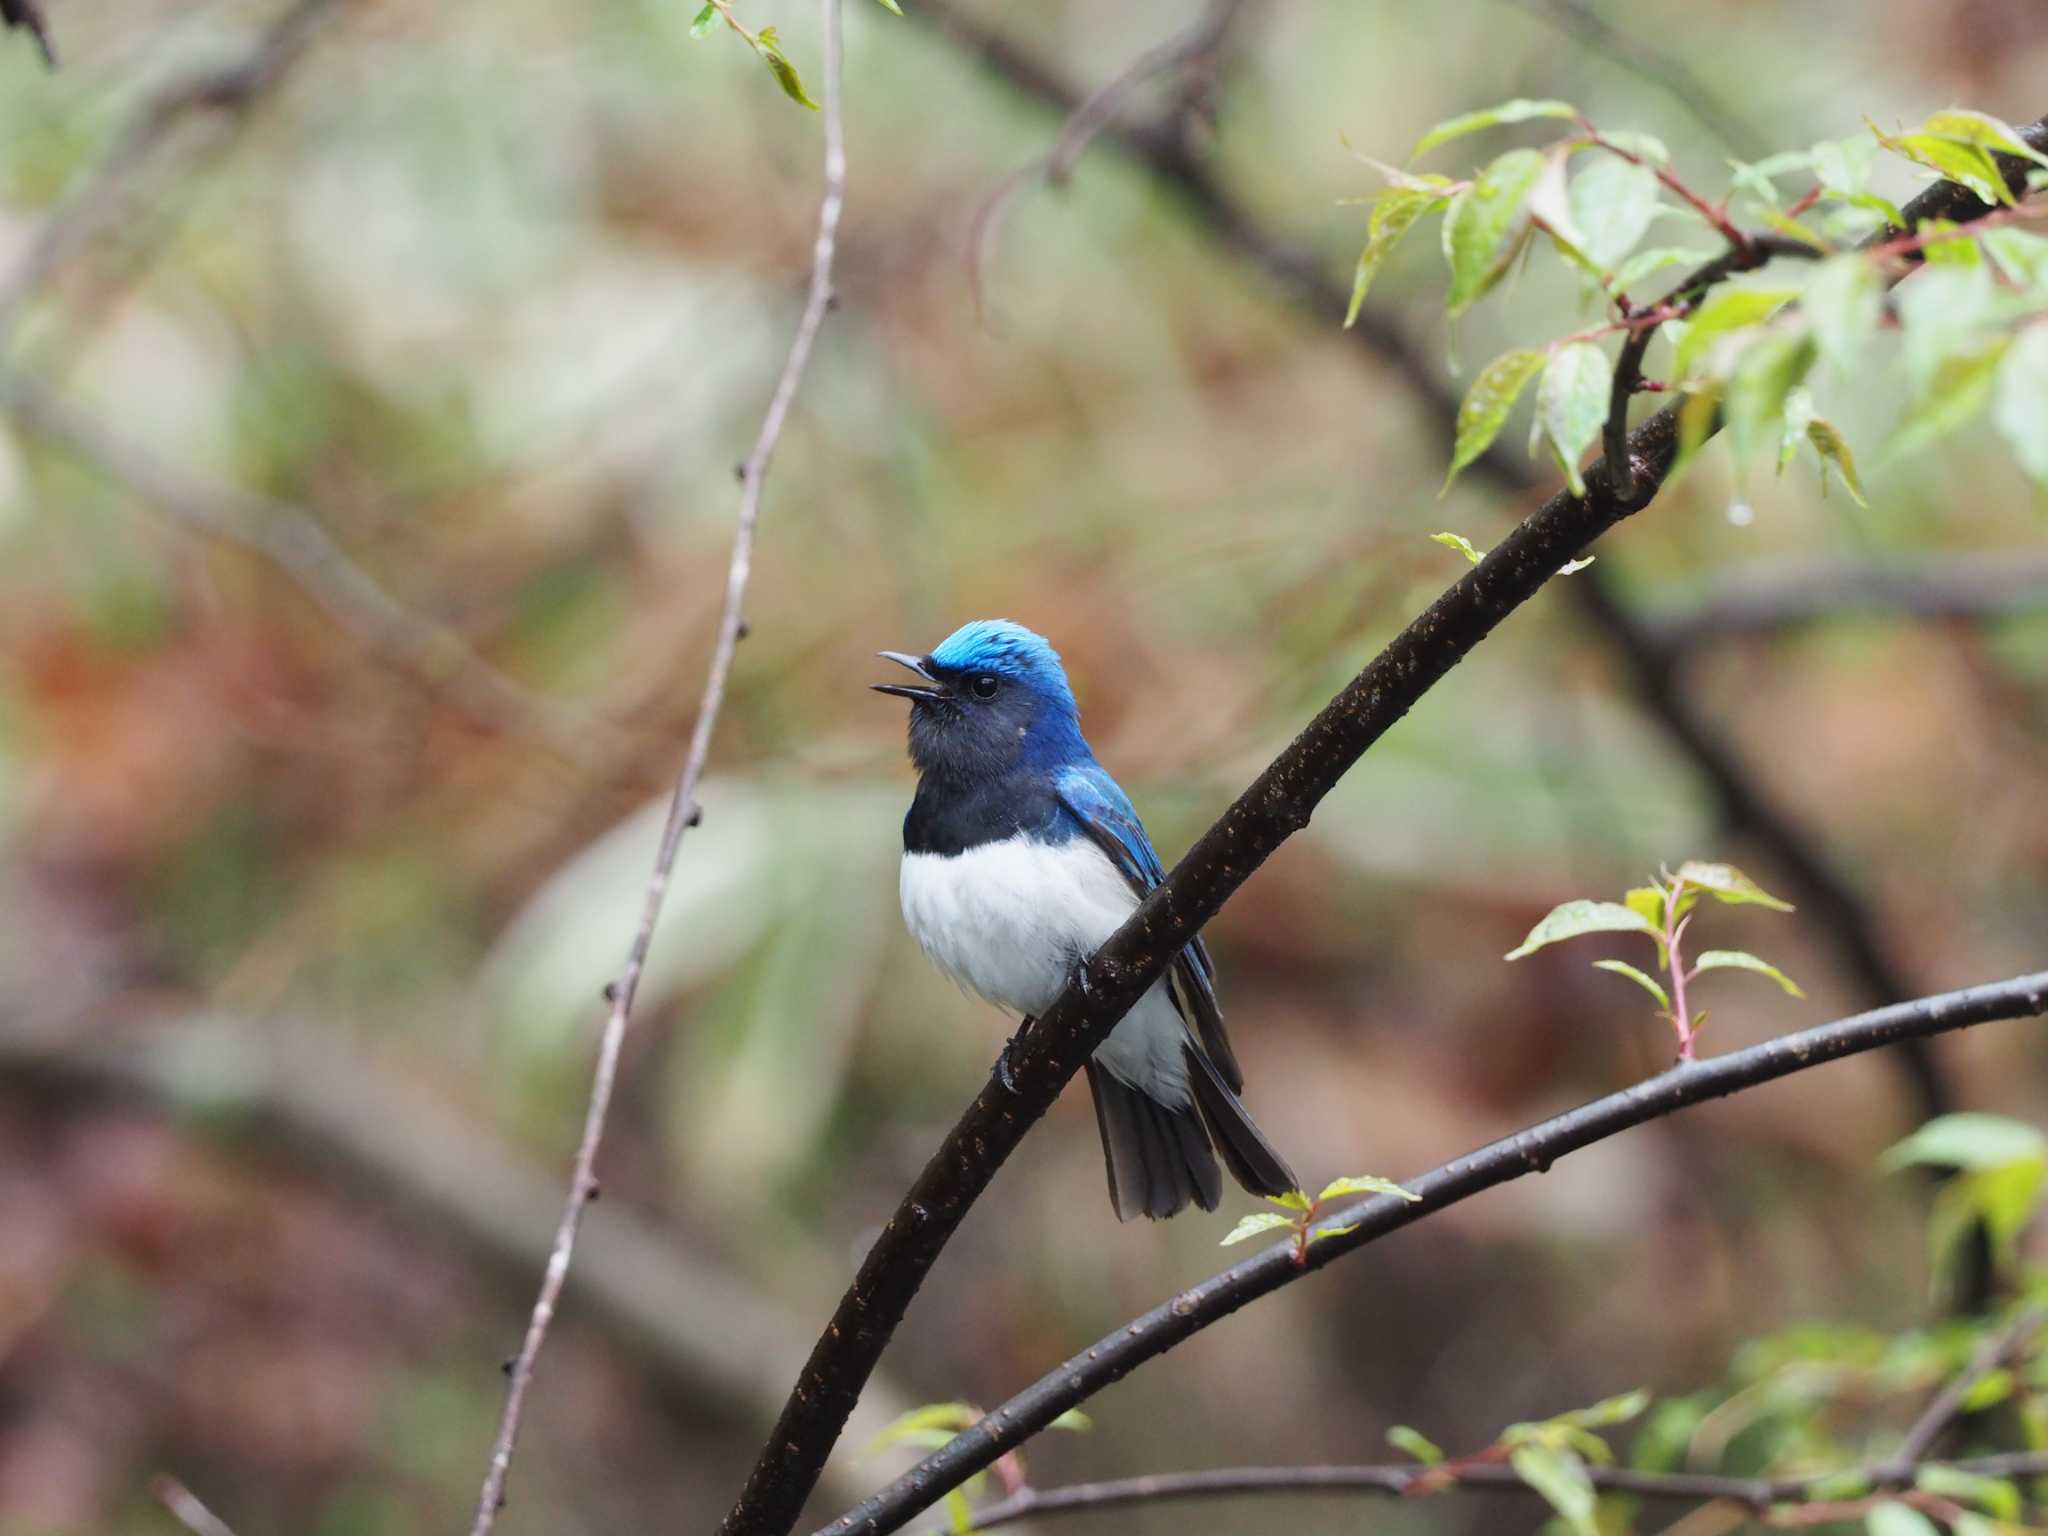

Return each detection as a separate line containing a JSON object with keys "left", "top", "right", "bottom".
{"left": 1183, "top": 1043, "right": 1299, "bottom": 1201}
{"left": 1086, "top": 1061, "right": 1223, "bottom": 1220}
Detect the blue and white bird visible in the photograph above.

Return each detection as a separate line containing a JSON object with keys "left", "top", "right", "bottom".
{"left": 873, "top": 620, "right": 1297, "bottom": 1220}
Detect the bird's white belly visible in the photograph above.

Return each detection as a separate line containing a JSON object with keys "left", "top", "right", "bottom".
{"left": 900, "top": 834, "right": 1191, "bottom": 1103}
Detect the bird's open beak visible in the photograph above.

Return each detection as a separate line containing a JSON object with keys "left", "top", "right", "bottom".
{"left": 871, "top": 650, "right": 947, "bottom": 701}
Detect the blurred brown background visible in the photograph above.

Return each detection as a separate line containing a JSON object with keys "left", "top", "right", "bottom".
{"left": 1, "top": 1, "right": 2045, "bottom": 1532}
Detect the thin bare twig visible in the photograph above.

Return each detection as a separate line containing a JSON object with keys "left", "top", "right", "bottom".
{"left": 1888, "top": 1304, "right": 2043, "bottom": 1472}
{"left": 966, "top": 0, "right": 1244, "bottom": 318}
{"left": 150, "top": 1477, "right": 241, "bottom": 1536}
{"left": 0, "top": 370, "right": 599, "bottom": 761}
{"left": 923, "top": 1445, "right": 2048, "bottom": 1533}
{"left": 0, "top": 0, "right": 344, "bottom": 343}
{"left": 463, "top": 0, "right": 848, "bottom": 1529}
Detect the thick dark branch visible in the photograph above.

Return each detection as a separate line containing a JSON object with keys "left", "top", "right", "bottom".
{"left": 828, "top": 971, "right": 2048, "bottom": 1536}
{"left": 1641, "top": 552, "right": 2048, "bottom": 652}
{"left": 917, "top": 0, "right": 2042, "bottom": 1124}
{"left": 935, "top": 1446, "right": 2048, "bottom": 1532}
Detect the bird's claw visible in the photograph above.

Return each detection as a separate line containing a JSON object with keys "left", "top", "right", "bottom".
{"left": 1068, "top": 961, "right": 1094, "bottom": 1000}
{"left": 993, "top": 1016, "right": 1035, "bottom": 1095}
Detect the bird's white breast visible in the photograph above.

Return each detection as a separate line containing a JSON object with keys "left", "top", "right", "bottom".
{"left": 900, "top": 834, "right": 1137, "bottom": 1017}
{"left": 899, "top": 833, "right": 1192, "bottom": 1103}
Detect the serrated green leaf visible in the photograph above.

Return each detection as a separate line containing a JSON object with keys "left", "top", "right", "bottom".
{"left": 1412, "top": 98, "right": 1579, "bottom": 160}
{"left": 1813, "top": 135, "right": 1878, "bottom": 196}
{"left": 1309, "top": 1222, "right": 1359, "bottom": 1244}
{"left": 1865, "top": 1502, "right": 1942, "bottom": 1536}
{"left": 1593, "top": 958, "right": 1670, "bottom": 1010}
{"left": 1806, "top": 419, "right": 1869, "bottom": 506}
{"left": 1318, "top": 1173, "right": 1421, "bottom": 1204}
{"left": 1728, "top": 148, "right": 1818, "bottom": 207}
{"left": 1804, "top": 255, "right": 1883, "bottom": 371}
{"left": 1673, "top": 861, "right": 1795, "bottom": 910}
{"left": 757, "top": 33, "right": 820, "bottom": 109}
{"left": 1506, "top": 899, "right": 1657, "bottom": 961}
{"left": 1387, "top": 1425, "right": 1443, "bottom": 1464}
{"left": 1442, "top": 148, "right": 1548, "bottom": 317}
{"left": 1536, "top": 341, "right": 1613, "bottom": 496}
{"left": 1993, "top": 324, "right": 2048, "bottom": 487}
{"left": 1508, "top": 1443, "right": 1598, "bottom": 1536}
{"left": 1759, "top": 208, "right": 1830, "bottom": 251}
{"left": 1673, "top": 287, "right": 1800, "bottom": 382}
{"left": 1726, "top": 333, "right": 1817, "bottom": 467}
{"left": 1921, "top": 110, "right": 2048, "bottom": 171}
{"left": 1430, "top": 530, "right": 1485, "bottom": 563}
{"left": 1269, "top": 1189, "right": 1312, "bottom": 1212}
{"left": 1778, "top": 385, "right": 1818, "bottom": 473}
{"left": 689, "top": 3, "right": 719, "bottom": 38}
{"left": 1444, "top": 346, "right": 1546, "bottom": 490}
{"left": 1885, "top": 1114, "right": 2048, "bottom": 1173}
{"left": 1623, "top": 886, "right": 1665, "bottom": 928}
{"left": 1693, "top": 949, "right": 1805, "bottom": 998}
{"left": 1874, "top": 125, "right": 2011, "bottom": 206}
{"left": 1346, "top": 185, "right": 1452, "bottom": 326}
{"left": 1220, "top": 1211, "right": 1298, "bottom": 1245}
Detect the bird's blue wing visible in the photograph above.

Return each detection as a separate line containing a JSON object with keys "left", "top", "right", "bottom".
{"left": 1054, "top": 764, "right": 1242, "bottom": 1090}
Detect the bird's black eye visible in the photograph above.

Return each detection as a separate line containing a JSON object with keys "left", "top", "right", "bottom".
{"left": 970, "top": 674, "right": 999, "bottom": 700}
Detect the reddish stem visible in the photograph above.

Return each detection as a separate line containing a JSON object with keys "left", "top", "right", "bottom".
{"left": 1664, "top": 878, "right": 1695, "bottom": 1060}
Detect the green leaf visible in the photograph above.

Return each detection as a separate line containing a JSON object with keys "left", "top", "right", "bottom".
{"left": 1806, "top": 419, "right": 1869, "bottom": 507}
{"left": 1892, "top": 339, "right": 2011, "bottom": 462}
{"left": 1897, "top": 265, "right": 2000, "bottom": 390}
{"left": 1993, "top": 324, "right": 2048, "bottom": 487}
{"left": 756, "top": 29, "right": 820, "bottom": 109}
{"left": 1873, "top": 122, "right": 2012, "bottom": 206}
{"left": 1220, "top": 1211, "right": 1298, "bottom": 1245}
{"left": 1317, "top": 1173, "right": 1421, "bottom": 1204}
{"left": 866, "top": 1401, "right": 979, "bottom": 1455}
{"left": 1916, "top": 1463, "right": 2021, "bottom": 1521}
{"left": 1553, "top": 1388, "right": 1652, "bottom": 1429}
{"left": 1693, "top": 949, "right": 1805, "bottom": 998}
{"left": 1430, "top": 531, "right": 1485, "bottom": 564}
{"left": 1444, "top": 347, "right": 1546, "bottom": 490}
{"left": 1050, "top": 1408, "right": 1093, "bottom": 1432}
{"left": 1669, "top": 384, "right": 1720, "bottom": 484}
{"left": 1268, "top": 1189, "right": 1313, "bottom": 1212}
{"left": 1982, "top": 227, "right": 2048, "bottom": 287}
{"left": 689, "top": 3, "right": 719, "bottom": 38}
{"left": 1309, "top": 1221, "right": 1360, "bottom": 1243}
{"left": 1536, "top": 341, "right": 1613, "bottom": 495}
{"left": 1803, "top": 255, "right": 1884, "bottom": 371}
{"left": 1920, "top": 110, "right": 2048, "bottom": 171}
{"left": 1387, "top": 1425, "right": 1443, "bottom": 1464}
{"left": 1505, "top": 899, "right": 1657, "bottom": 961}
{"left": 1442, "top": 148, "right": 1548, "bottom": 317}
{"left": 1412, "top": 98, "right": 1579, "bottom": 160}
{"left": 1673, "top": 287, "right": 1800, "bottom": 382}
{"left": 1865, "top": 1503, "right": 1942, "bottom": 1536}
{"left": 1958, "top": 1367, "right": 2016, "bottom": 1414}
{"left": 1672, "top": 861, "right": 1795, "bottom": 911}
{"left": 1813, "top": 134, "right": 1879, "bottom": 196}
{"left": 1508, "top": 1443, "right": 1598, "bottom": 1536}
{"left": 1917, "top": 218, "right": 1983, "bottom": 266}
{"left": 1725, "top": 334, "right": 1817, "bottom": 467}
{"left": 1564, "top": 156, "right": 1662, "bottom": 270}
{"left": 1884, "top": 1113, "right": 2048, "bottom": 1173}
{"left": 1934, "top": 1161, "right": 2048, "bottom": 1277}
{"left": 872, "top": 0, "right": 904, "bottom": 12}
{"left": 1346, "top": 185, "right": 1452, "bottom": 326}
{"left": 1593, "top": 958, "right": 1670, "bottom": 1010}
{"left": 1778, "top": 385, "right": 1818, "bottom": 473}
{"left": 1558, "top": 556, "right": 1595, "bottom": 574}
{"left": 1623, "top": 886, "right": 1665, "bottom": 928}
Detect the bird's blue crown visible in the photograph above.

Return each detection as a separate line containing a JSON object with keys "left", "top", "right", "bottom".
{"left": 928, "top": 620, "right": 1076, "bottom": 711}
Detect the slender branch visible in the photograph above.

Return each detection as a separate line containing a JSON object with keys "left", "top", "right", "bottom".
{"left": 1642, "top": 552, "right": 2048, "bottom": 652}
{"left": 0, "top": 0, "right": 344, "bottom": 343}
{"left": 0, "top": 0, "right": 53, "bottom": 66}
{"left": 1506, "top": 0, "right": 1766, "bottom": 158}
{"left": 1885, "top": 1304, "right": 2042, "bottom": 1473}
{"left": 824, "top": 971, "right": 2048, "bottom": 1536}
{"left": 0, "top": 370, "right": 601, "bottom": 760}
{"left": 466, "top": 1, "right": 848, "bottom": 1529}
{"left": 928, "top": 1445, "right": 2048, "bottom": 1533}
